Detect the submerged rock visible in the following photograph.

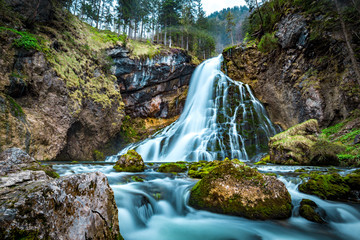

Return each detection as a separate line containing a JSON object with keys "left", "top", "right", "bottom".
{"left": 158, "top": 162, "right": 188, "bottom": 173}
{"left": 188, "top": 160, "right": 292, "bottom": 220}
{"left": 0, "top": 148, "right": 122, "bottom": 240}
{"left": 268, "top": 119, "right": 344, "bottom": 165}
{"left": 299, "top": 172, "right": 354, "bottom": 201}
{"left": 114, "top": 149, "right": 145, "bottom": 172}
{"left": 299, "top": 199, "right": 326, "bottom": 223}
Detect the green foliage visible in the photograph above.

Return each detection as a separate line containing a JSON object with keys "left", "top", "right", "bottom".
{"left": 93, "top": 150, "right": 105, "bottom": 161}
{"left": 257, "top": 32, "right": 278, "bottom": 53}
{"left": 0, "top": 27, "right": 40, "bottom": 50}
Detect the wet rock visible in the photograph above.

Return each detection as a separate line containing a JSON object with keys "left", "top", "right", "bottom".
{"left": 158, "top": 162, "right": 187, "bottom": 173}
{"left": 299, "top": 199, "right": 326, "bottom": 223}
{"left": 0, "top": 148, "right": 59, "bottom": 178}
{"left": 299, "top": 172, "right": 351, "bottom": 200}
{"left": 275, "top": 14, "right": 308, "bottom": 49}
{"left": 0, "top": 148, "right": 122, "bottom": 240}
{"left": 110, "top": 47, "right": 196, "bottom": 118}
{"left": 268, "top": 119, "right": 344, "bottom": 165}
{"left": 188, "top": 160, "right": 292, "bottom": 220}
{"left": 114, "top": 149, "right": 145, "bottom": 172}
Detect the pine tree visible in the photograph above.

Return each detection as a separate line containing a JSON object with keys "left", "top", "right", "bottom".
{"left": 226, "top": 11, "right": 235, "bottom": 45}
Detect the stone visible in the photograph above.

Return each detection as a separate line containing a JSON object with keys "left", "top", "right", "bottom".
{"left": 110, "top": 47, "right": 196, "bottom": 118}
{"left": 299, "top": 199, "right": 326, "bottom": 223}
{"left": 158, "top": 162, "right": 188, "bottom": 173}
{"left": 188, "top": 160, "right": 292, "bottom": 220}
{"left": 268, "top": 119, "right": 344, "bottom": 165}
{"left": 0, "top": 148, "right": 122, "bottom": 240}
{"left": 114, "top": 149, "right": 145, "bottom": 172}
{"left": 275, "top": 13, "right": 308, "bottom": 49}
{"left": 354, "top": 134, "right": 360, "bottom": 145}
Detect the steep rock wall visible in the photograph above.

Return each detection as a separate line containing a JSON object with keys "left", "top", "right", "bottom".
{"left": 109, "top": 47, "right": 195, "bottom": 118}
{"left": 223, "top": 12, "right": 360, "bottom": 129}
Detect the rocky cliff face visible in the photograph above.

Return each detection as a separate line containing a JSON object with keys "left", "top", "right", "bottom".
{"left": 0, "top": 1, "right": 195, "bottom": 161}
{"left": 0, "top": 148, "right": 122, "bottom": 239}
{"left": 223, "top": 11, "right": 360, "bottom": 129}
{"left": 109, "top": 47, "right": 195, "bottom": 118}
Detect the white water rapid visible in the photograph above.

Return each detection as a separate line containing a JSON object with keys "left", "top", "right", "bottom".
{"left": 108, "top": 55, "right": 277, "bottom": 162}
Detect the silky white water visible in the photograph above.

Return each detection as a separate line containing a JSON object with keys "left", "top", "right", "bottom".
{"left": 108, "top": 55, "right": 277, "bottom": 162}
{"left": 54, "top": 164, "right": 360, "bottom": 240}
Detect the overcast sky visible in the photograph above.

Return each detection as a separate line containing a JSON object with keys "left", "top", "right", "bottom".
{"left": 201, "top": 0, "right": 247, "bottom": 16}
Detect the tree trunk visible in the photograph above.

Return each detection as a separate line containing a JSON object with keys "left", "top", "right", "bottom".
{"left": 96, "top": 0, "right": 102, "bottom": 29}
{"left": 334, "top": 0, "right": 360, "bottom": 86}
{"left": 255, "top": 0, "right": 264, "bottom": 33}
{"left": 186, "top": 34, "right": 189, "bottom": 51}
{"left": 164, "top": 30, "right": 167, "bottom": 46}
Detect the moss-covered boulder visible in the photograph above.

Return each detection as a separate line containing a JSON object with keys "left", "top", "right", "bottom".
{"left": 299, "top": 199, "right": 325, "bottom": 223}
{"left": 269, "top": 119, "right": 344, "bottom": 165}
{"left": 158, "top": 162, "right": 187, "bottom": 173}
{"left": 113, "top": 150, "right": 145, "bottom": 172}
{"left": 299, "top": 172, "right": 351, "bottom": 200}
{"left": 188, "top": 160, "right": 222, "bottom": 178}
{"left": 188, "top": 159, "right": 292, "bottom": 220}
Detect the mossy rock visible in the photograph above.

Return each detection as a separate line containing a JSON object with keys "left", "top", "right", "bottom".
{"left": 299, "top": 199, "right": 325, "bottom": 223}
{"left": 113, "top": 150, "right": 145, "bottom": 172}
{"left": 187, "top": 160, "right": 232, "bottom": 178}
{"left": 344, "top": 170, "right": 360, "bottom": 190}
{"left": 189, "top": 159, "right": 292, "bottom": 220}
{"left": 298, "top": 173, "right": 351, "bottom": 200}
{"left": 269, "top": 119, "right": 344, "bottom": 166}
{"left": 158, "top": 162, "right": 187, "bottom": 173}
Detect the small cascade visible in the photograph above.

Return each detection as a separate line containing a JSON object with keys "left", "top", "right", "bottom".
{"left": 109, "top": 54, "right": 277, "bottom": 162}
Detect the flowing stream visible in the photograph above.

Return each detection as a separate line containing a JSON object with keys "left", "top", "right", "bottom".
{"left": 53, "top": 55, "right": 360, "bottom": 239}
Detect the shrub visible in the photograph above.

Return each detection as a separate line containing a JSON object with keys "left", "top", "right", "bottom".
{"left": 258, "top": 32, "right": 278, "bottom": 53}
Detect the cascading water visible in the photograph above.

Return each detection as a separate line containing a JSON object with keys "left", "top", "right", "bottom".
{"left": 52, "top": 55, "right": 360, "bottom": 240}
{"left": 108, "top": 55, "right": 277, "bottom": 162}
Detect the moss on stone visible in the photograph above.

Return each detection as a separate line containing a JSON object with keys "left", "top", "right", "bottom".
{"left": 189, "top": 159, "right": 292, "bottom": 220}
{"left": 113, "top": 150, "right": 145, "bottom": 172}
{"left": 299, "top": 172, "right": 351, "bottom": 200}
{"left": 158, "top": 162, "right": 187, "bottom": 173}
{"left": 299, "top": 199, "right": 325, "bottom": 223}
{"left": 131, "top": 176, "right": 144, "bottom": 182}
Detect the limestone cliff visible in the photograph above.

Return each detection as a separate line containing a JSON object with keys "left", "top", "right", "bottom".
{"left": 223, "top": 6, "right": 360, "bottom": 129}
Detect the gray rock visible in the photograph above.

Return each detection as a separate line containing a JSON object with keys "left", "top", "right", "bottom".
{"left": 110, "top": 47, "right": 195, "bottom": 118}
{"left": 275, "top": 14, "right": 308, "bottom": 49}
{"left": 354, "top": 134, "right": 360, "bottom": 145}
{"left": 0, "top": 148, "right": 122, "bottom": 240}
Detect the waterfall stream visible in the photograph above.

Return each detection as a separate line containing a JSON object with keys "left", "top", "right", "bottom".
{"left": 108, "top": 55, "right": 277, "bottom": 162}
{"left": 52, "top": 55, "right": 360, "bottom": 240}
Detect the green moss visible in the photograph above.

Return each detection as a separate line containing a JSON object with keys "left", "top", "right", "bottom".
{"left": 0, "top": 27, "right": 41, "bottom": 50}
{"left": 299, "top": 172, "right": 351, "bottom": 200}
{"left": 258, "top": 32, "right": 278, "bottom": 53}
{"left": 131, "top": 176, "right": 144, "bottom": 182}
{"left": 93, "top": 150, "right": 105, "bottom": 161}
{"left": 158, "top": 162, "right": 188, "bottom": 173}
{"left": 189, "top": 159, "right": 291, "bottom": 219}
{"left": 255, "top": 155, "right": 270, "bottom": 165}
{"left": 299, "top": 199, "right": 325, "bottom": 223}
{"left": 113, "top": 150, "right": 145, "bottom": 172}
{"left": 309, "top": 140, "right": 345, "bottom": 166}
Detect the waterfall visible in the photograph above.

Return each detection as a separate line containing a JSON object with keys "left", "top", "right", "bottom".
{"left": 109, "top": 54, "right": 277, "bottom": 162}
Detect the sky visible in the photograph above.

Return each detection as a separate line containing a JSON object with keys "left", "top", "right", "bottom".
{"left": 201, "top": 0, "right": 247, "bottom": 16}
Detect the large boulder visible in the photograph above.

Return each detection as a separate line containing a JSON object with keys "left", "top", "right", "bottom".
{"left": 0, "top": 148, "right": 122, "bottom": 240}
{"left": 275, "top": 13, "right": 308, "bottom": 49}
{"left": 114, "top": 149, "right": 145, "bottom": 172}
{"left": 268, "top": 119, "right": 344, "bottom": 165}
{"left": 188, "top": 160, "right": 292, "bottom": 220}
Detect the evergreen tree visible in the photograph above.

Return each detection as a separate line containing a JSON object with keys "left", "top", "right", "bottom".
{"left": 226, "top": 11, "right": 236, "bottom": 45}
